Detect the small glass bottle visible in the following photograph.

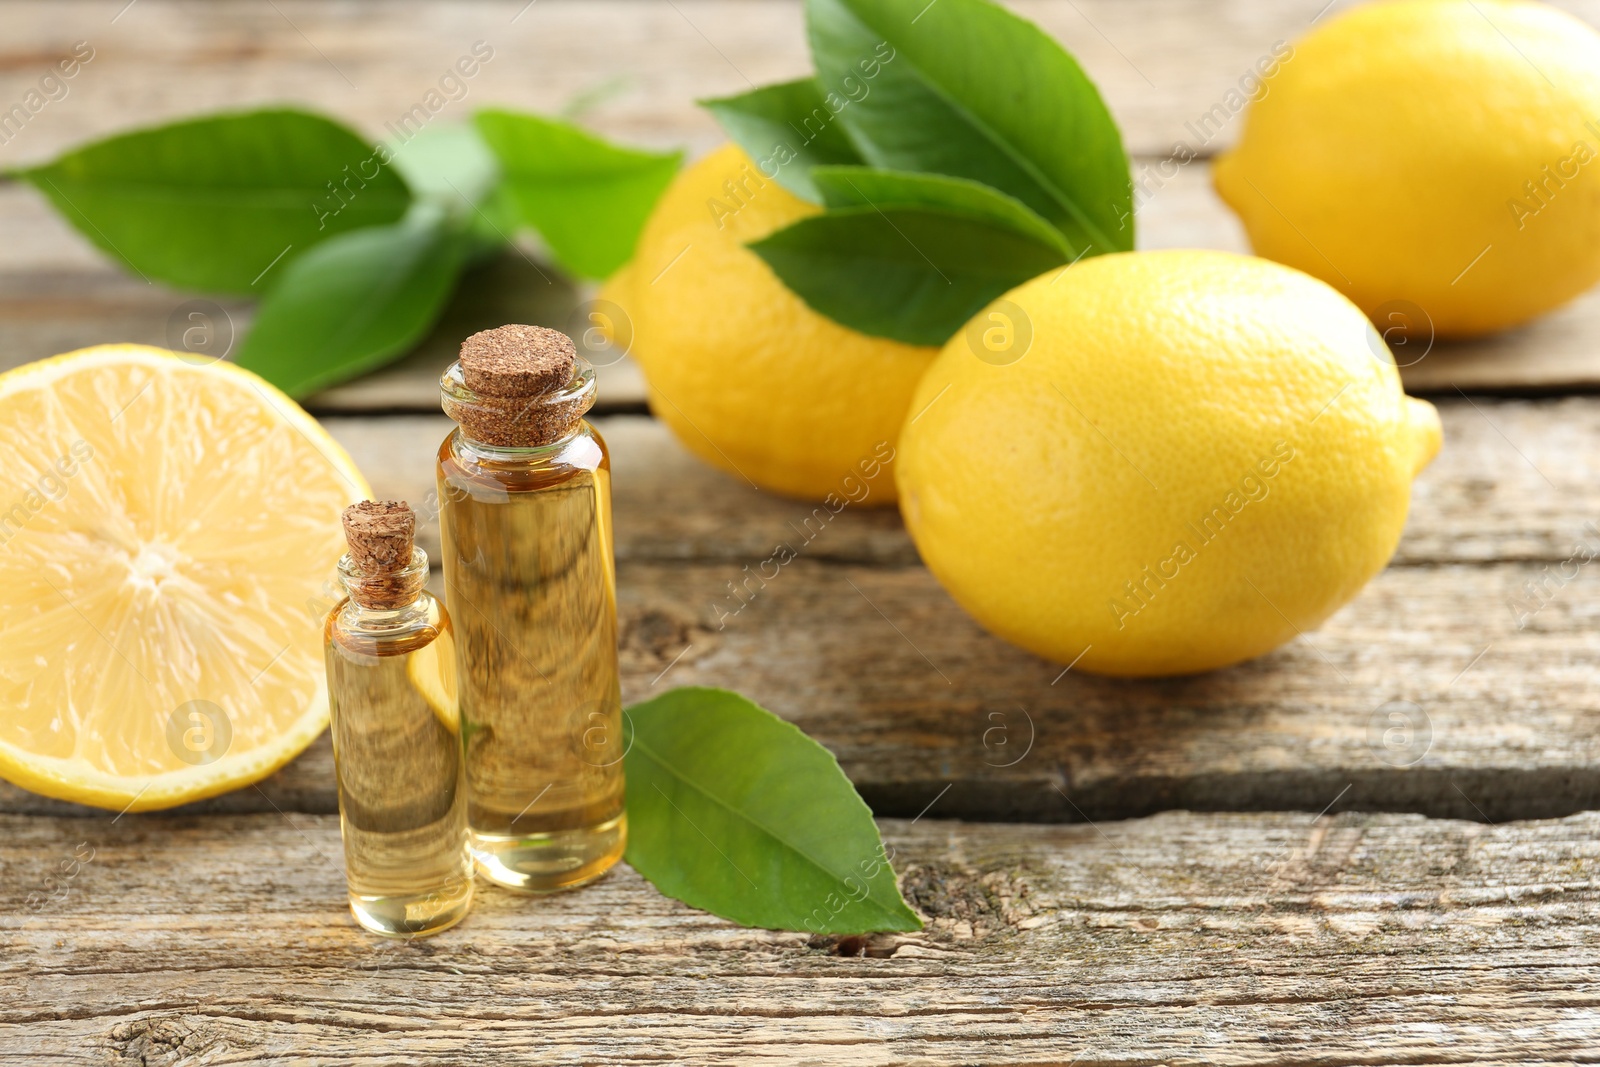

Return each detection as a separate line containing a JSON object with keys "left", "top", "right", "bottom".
{"left": 436, "top": 325, "right": 626, "bottom": 892}
{"left": 324, "top": 500, "right": 473, "bottom": 936}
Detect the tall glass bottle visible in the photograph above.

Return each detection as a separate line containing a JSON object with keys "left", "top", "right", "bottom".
{"left": 324, "top": 500, "right": 473, "bottom": 936}
{"left": 436, "top": 325, "right": 626, "bottom": 892}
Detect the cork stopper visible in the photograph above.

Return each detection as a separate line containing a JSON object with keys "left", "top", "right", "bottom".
{"left": 443, "top": 325, "right": 594, "bottom": 448}
{"left": 340, "top": 500, "right": 424, "bottom": 610}
{"left": 460, "top": 325, "right": 576, "bottom": 397}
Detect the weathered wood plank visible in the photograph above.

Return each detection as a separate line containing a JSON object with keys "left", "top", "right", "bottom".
{"left": 7, "top": 157, "right": 1600, "bottom": 402}
{"left": 316, "top": 399, "right": 1600, "bottom": 568}
{"left": 2, "top": 810, "right": 1596, "bottom": 1064}
{"left": 4, "top": 0, "right": 1510, "bottom": 166}
{"left": 8, "top": 554, "right": 1575, "bottom": 824}
{"left": 3, "top": 400, "right": 1595, "bottom": 823}
{"left": 0, "top": 250, "right": 651, "bottom": 414}
{"left": 3, "top": 0, "right": 1594, "bottom": 167}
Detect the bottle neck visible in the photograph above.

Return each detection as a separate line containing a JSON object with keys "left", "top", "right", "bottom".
{"left": 439, "top": 356, "right": 597, "bottom": 449}
{"left": 449, "top": 421, "right": 584, "bottom": 467}
{"left": 339, "top": 593, "right": 433, "bottom": 632}
{"left": 337, "top": 546, "right": 430, "bottom": 619}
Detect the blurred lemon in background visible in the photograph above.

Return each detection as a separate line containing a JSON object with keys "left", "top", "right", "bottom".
{"left": 897, "top": 250, "right": 1441, "bottom": 677}
{"left": 1214, "top": 0, "right": 1600, "bottom": 337}
{"left": 603, "top": 144, "right": 936, "bottom": 502}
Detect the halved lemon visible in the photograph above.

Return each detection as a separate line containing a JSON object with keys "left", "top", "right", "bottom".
{"left": 0, "top": 345, "right": 368, "bottom": 811}
{"left": 406, "top": 623, "right": 458, "bottom": 730}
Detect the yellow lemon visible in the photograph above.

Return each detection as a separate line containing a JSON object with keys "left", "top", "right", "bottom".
{"left": 896, "top": 250, "right": 1441, "bottom": 677}
{"left": 602, "top": 144, "right": 936, "bottom": 502}
{"left": 1213, "top": 0, "right": 1600, "bottom": 338}
{"left": 0, "top": 345, "right": 367, "bottom": 810}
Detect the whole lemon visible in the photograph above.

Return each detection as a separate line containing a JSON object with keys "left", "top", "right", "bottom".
{"left": 896, "top": 250, "right": 1441, "bottom": 677}
{"left": 1213, "top": 0, "right": 1600, "bottom": 338}
{"left": 602, "top": 144, "right": 936, "bottom": 502}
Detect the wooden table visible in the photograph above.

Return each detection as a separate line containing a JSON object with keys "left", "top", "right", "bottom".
{"left": 2, "top": 2, "right": 1597, "bottom": 1063}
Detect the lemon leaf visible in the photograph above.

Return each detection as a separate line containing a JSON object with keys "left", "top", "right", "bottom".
{"left": 388, "top": 122, "right": 498, "bottom": 209}
{"left": 749, "top": 203, "right": 1067, "bottom": 345}
{"left": 234, "top": 206, "right": 471, "bottom": 398}
{"left": 700, "top": 78, "right": 867, "bottom": 201}
{"left": 474, "top": 109, "right": 682, "bottom": 280}
{"left": 624, "top": 687, "right": 921, "bottom": 935}
{"left": 806, "top": 0, "right": 1133, "bottom": 255}
{"left": 15, "top": 108, "right": 410, "bottom": 294}
{"left": 387, "top": 121, "right": 519, "bottom": 257}
{"left": 811, "top": 165, "right": 1078, "bottom": 257}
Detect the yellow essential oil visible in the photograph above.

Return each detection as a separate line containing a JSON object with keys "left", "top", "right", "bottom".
{"left": 324, "top": 501, "right": 473, "bottom": 935}
{"left": 436, "top": 325, "right": 626, "bottom": 892}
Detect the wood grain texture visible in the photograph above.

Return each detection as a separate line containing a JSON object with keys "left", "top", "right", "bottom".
{"left": 2, "top": 810, "right": 1596, "bottom": 1065}
{"left": 4, "top": 2, "right": 1600, "bottom": 395}
{"left": 4, "top": 399, "right": 1594, "bottom": 824}
{"left": 7, "top": 554, "right": 1577, "bottom": 825}
{"left": 316, "top": 398, "right": 1600, "bottom": 569}
{"left": 4, "top": 0, "right": 1597, "bottom": 163}
{"left": 6, "top": 0, "right": 1525, "bottom": 166}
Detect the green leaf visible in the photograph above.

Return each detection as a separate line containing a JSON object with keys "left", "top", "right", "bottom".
{"left": 387, "top": 122, "right": 515, "bottom": 256}
{"left": 810, "top": 165, "right": 1075, "bottom": 256}
{"left": 749, "top": 204, "right": 1066, "bottom": 345}
{"left": 15, "top": 108, "right": 411, "bottom": 294}
{"left": 389, "top": 121, "right": 499, "bottom": 211}
{"left": 624, "top": 687, "right": 921, "bottom": 935}
{"left": 473, "top": 109, "right": 682, "bottom": 279}
{"left": 700, "top": 78, "right": 866, "bottom": 201}
{"left": 233, "top": 205, "right": 470, "bottom": 397}
{"left": 806, "top": 0, "right": 1132, "bottom": 255}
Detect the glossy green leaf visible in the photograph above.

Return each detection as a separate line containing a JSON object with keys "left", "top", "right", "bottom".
{"left": 15, "top": 108, "right": 410, "bottom": 293}
{"left": 233, "top": 205, "right": 470, "bottom": 397}
{"left": 810, "top": 165, "right": 1075, "bottom": 257}
{"left": 474, "top": 109, "right": 682, "bottom": 279}
{"left": 806, "top": 0, "right": 1132, "bottom": 255}
{"left": 700, "top": 78, "right": 866, "bottom": 201}
{"left": 624, "top": 687, "right": 921, "bottom": 935}
{"left": 749, "top": 204, "right": 1066, "bottom": 345}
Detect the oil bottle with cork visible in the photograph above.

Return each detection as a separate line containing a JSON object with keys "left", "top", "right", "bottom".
{"left": 323, "top": 500, "right": 473, "bottom": 936}
{"left": 435, "top": 324, "right": 626, "bottom": 892}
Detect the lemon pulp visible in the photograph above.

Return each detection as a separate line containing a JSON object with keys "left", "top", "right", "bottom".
{"left": 0, "top": 345, "right": 367, "bottom": 810}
